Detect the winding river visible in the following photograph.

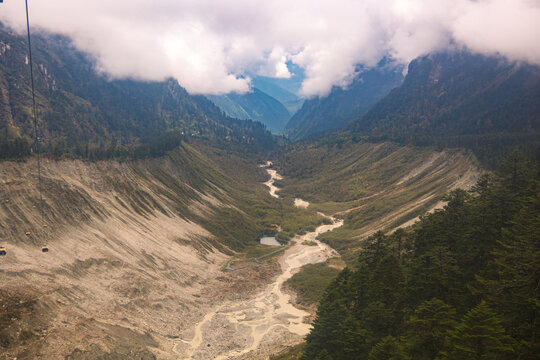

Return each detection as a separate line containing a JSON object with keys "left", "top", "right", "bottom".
{"left": 262, "top": 161, "right": 283, "bottom": 199}
{"left": 177, "top": 162, "right": 342, "bottom": 359}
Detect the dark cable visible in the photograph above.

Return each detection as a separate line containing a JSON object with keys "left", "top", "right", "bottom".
{"left": 25, "top": 0, "right": 44, "bottom": 226}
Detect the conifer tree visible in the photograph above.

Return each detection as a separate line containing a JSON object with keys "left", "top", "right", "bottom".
{"left": 442, "top": 301, "right": 514, "bottom": 359}
{"left": 369, "top": 336, "right": 410, "bottom": 360}
{"left": 405, "top": 298, "right": 457, "bottom": 359}
{"left": 475, "top": 191, "right": 540, "bottom": 358}
{"left": 300, "top": 152, "right": 538, "bottom": 360}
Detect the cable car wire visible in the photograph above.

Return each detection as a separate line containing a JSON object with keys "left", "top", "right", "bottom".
{"left": 25, "top": 0, "right": 45, "bottom": 226}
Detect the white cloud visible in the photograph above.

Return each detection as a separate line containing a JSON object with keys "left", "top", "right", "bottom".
{"left": 451, "top": 0, "right": 540, "bottom": 66}
{"left": 0, "top": 0, "right": 539, "bottom": 96}
{"left": 257, "top": 48, "right": 292, "bottom": 79}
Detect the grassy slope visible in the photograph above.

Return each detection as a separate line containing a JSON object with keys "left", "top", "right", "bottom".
{"left": 194, "top": 142, "right": 325, "bottom": 244}
{"left": 276, "top": 139, "right": 479, "bottom": 262}
{"left": 270, "top": 343, "right": 306, "bottom": 360}
{"left": 285, "top": 261, "right": 340, "bottom": 306}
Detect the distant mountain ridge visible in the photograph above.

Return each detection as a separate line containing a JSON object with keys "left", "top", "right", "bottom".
{"left": 206, "top": 72, "right": 307, "bottom": 134}
{"left": 285, "top": 63, "right": 404, "bottom": 141}
{"left": 206, "top": 87, "right": 291, "bottom": 133}
{"left": 251, "top": 76, "right": 305, "bottom": 115}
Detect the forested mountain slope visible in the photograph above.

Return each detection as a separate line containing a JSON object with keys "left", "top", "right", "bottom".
{"left": 350, "top": 52, "right": 540, "bottom": 166}
{"left": 0, "top": 25, "right": 276, "bottom": 159}
{"left": 285, "top": 64, "right": 403, "bottom": 141}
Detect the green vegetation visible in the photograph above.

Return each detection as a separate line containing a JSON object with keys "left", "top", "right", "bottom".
{"left": 325, "top": 257, "right": 345, "bottom": 270}
{"left": 173, "top": 143, "right": 325, "bottom": 252}
{"left": 0, "top": 126, "right": 33, "bottom": 159}
{"left": 229, "top": 242, "right": 292, "bottom": 264}
{"left": 270, "top": 343, "right": 306, "bottom": 360}
{"left": 297, "top": 151, "right": 539, "bottom": 360}
{"left": 276, "top": 139, "right": 475, "bottom": 263}
{"left": 286, "top": 262, "right": 340, "bottom": 306}
{"left": 197, "top": 185, "right": 324, "bottom": 251}
{"left": 239, "top": 244, "right": 283, "bottom": 259}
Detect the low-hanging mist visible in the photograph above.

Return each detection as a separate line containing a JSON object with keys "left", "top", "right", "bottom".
{"left": 1, "top": 0, "right": 539, "bottom": 97}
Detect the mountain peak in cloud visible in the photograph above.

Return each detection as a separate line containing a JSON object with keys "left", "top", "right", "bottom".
{"left": 1, "top": 0, "right": 538, "bottom": 96}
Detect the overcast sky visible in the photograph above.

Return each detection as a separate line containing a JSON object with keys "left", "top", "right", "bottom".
{"left": 1, "top": 0, "right": 539, "bottom": 97}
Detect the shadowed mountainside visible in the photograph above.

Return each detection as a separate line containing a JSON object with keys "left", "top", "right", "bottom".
{"left": 350, "top": 52, "right": 540, "bottom": 166}
{"left": 285, "top": 64, "right": 404, "bottom": 141}
{"left": 0, "top": 25, "right": 276, "bottom": 159}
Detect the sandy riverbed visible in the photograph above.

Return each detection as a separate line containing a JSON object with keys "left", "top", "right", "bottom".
{"left": 174, "top": 165, "right": 342, "bottom": 359}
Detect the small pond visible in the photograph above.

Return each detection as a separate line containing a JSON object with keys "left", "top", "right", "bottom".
{"left": 259, "top": 236, "right": 281, "bottom": 246}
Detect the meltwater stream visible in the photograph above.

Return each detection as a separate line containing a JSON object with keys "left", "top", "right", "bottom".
{"left": 177, "top": 162, "right": 342, "bottom": 359}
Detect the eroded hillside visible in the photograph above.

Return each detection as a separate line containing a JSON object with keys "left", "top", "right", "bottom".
{"left": 0, "top": 142, "right": 321, "bottom": 359}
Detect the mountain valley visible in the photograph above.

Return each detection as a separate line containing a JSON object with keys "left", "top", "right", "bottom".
{"left": 0, "top": 9, "right": 539, "bottom": 360}
{"left": 0, "top": 140, "right": 481, "bottom": 359}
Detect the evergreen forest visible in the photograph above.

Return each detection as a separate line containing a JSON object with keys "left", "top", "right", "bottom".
{"left": 300, "top": 151, "right": 539, "bottom": 360}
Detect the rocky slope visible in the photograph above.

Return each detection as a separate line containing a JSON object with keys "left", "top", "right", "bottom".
{"left": 0, "top": 143, "right": 284, "bottom": 359}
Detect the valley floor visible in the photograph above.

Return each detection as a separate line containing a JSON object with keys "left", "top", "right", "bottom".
{"left": 173, "top": 219, "right": 342, "bottom": 360}
{"left": 0, "top": 158, "right": 339, "bottom": 360}
{"left": 0, "top": 143, "right": 480, "bottom": 359}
